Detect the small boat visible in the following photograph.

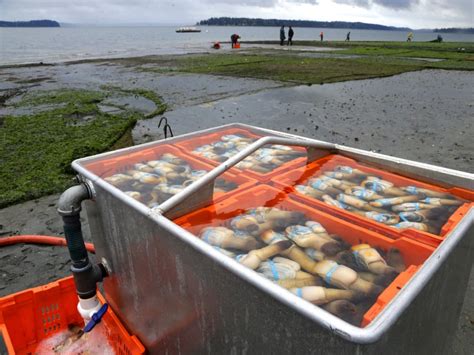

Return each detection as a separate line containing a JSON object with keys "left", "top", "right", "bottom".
{"left": 176, "top": 27, "right": 201, "bottom": 33}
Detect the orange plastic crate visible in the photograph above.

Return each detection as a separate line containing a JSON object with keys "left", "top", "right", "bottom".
{"left": 0, "top": 277, "right": 145, "bottom": 354}
{"left": 83, "top": 144, "right": 257, "bottom": 205}
{"left": 174, "top": 127, "right": 308, "bottom": 182}
{"left": 174, "top": 185, "right": 435, "bottom": 327}
{"left": 271, "top": 154, "right": 474, "bottom": 247}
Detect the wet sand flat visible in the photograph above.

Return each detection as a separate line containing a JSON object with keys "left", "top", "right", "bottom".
{"left": 0, "top": 57, "right": 472, "bottom": 353}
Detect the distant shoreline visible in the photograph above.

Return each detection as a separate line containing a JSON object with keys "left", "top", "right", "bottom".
{"left": 198, "top": 17, "right": 410, "bottom": 31}
{"left": 0, "top": 20, "right": 60, "bottom": 28}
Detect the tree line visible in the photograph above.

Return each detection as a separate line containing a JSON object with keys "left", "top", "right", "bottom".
{"left": 0, "top": 20, "right": 60, "bottom": 27}
{"left": 198, "top": 17, "right": 410, "bottom": 31}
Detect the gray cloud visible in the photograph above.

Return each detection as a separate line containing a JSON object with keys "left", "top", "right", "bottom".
{"left": 374, "top": 0, "right": 419, "bottom": 9}
{"left": 210, "top": 0, "right": 318, "bottom": 6}
{"left": 335, "top": 0, "right": 420, "bottom": 9}
{"left": 0, "top": 0, "right": 471, "bottom": 27}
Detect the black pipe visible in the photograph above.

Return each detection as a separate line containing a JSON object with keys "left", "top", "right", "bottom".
{"left": 58, "top": 183, "right": 107, "bottom": 300}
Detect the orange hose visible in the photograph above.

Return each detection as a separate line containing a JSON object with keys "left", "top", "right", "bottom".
{"left": 0, "top": 235, "right": 95, "bottom": 253}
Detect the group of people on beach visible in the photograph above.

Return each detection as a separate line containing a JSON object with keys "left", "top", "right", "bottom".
{"left": 280, "top": 26, "right": 352, "bottom": 44}
{"left": 279, "top": 26, "right": 295, "bottom": 45}
{"left": 228, "top": 28, "right": 436, "bottom": 49}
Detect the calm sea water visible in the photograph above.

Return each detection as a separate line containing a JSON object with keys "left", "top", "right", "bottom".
{"left": 1, "top": 26, "right": 472, "bottom": 65}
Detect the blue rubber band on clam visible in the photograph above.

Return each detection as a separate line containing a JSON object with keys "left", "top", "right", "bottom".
{"left": 230, "top": 215, "right": 245, "bottom": 229}
{"left": 352, "top": 250, "right": 367, "bottom": 269}
{"left": 399, "top": 213, "right": 409, "bottom": 222}
{"left": 337, "top": 166, "right": 353, "bottom": 173}
{"left": 267, "top": 233, "right": 286, "bottom": 244}
{"left": 406, "top": 186, "right": 417, "bottom": 194}
{"left": 377, "top": 198, "right": 393, "bottom": 206}
{"left": 353, "top": 189, "right": 367, "bottom": 199}
{"left": 234, "top": 230, "right": 250, "bottom": 239}
{"left": 311, "top": 179, "right": 324, "bottom": 190}
{"left": 296, "top": 288, "right": 303, "bottom": 298}
{"left": 367, "top": 212, "right": 385, "bottom": 222}
{"left": 295, "top": 185, "right": 306, "bottom": 193}
{"left": 375, "top": 214, "right": 385, "bottom": 222}
{"left": 222, "top": 150, "right": 239, "bottom": 158}
{"left": 201, "top": 230, "right": 215, "bottom": 245}
{"left": 258, "top": 148, "right": 273, "bottom": 157}
{"left": 306, "top": 221, "right": 323, "bottom": 229}
{"left": 305, "top": 248, "right": 323, "bottom": 261}
{"left": 202, "top": 152, "right": 216, "bottom": 159}
{"left": 325, "top": 263, "right": 340, "bottom": 285}
{"left": 424, "top": 198, "right": 431, "bottom": 204}
{"left": 246, "top": 208, "right": 259, "bottom": 216}
{"left": 195, "top": 145, "right": 210, "bottom": 152}
{"left": 287, "top": 225, "right": 312, "bottom": 238}
{"left": 191, "top": 170, "right": 207, "bottom": 177}
{"left": 340, "top": 202, "right": 350, "bottom": 210}
{"left": 222, "top": 134, "right": 243, "bottom": 141}
{"left": 235, "top": 254, "right": 246, "bottom": 262}
{"left": 269, "top": 260, "right": 280, "bottom": 281}
{"left": 371, "top": 181, "right": 382, "bottom": 192}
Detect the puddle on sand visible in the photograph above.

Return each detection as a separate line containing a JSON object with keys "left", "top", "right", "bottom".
{"left": 103, "top": 95, "right": 157, "bottom": 115}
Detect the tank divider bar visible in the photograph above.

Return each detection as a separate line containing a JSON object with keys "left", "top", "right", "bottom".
{"left": 156, "top": 136, "right": 336, "bottom": 219}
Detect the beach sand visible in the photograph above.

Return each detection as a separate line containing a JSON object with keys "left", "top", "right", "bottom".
{"left": 0, "top": 56, "right": 472, "bottom": 353}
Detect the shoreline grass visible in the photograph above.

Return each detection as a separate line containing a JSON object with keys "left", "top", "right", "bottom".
{"left": 0, "top": 88, "right": 166, "bottom": 208}
{"left": 131, "top": 41, "right": 473, "bottom": 85}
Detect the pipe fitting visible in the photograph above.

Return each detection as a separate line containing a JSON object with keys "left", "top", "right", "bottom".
{"left": 77, "top": 295, "right": 102, "bottom": 321}
{"left": 58, "top": 183, "right": 92, "bottom": 216}
{"left": 58, "top": 183, "right": 107, "bottom": 307}
{"left": 71, "top": 262, "right": 107, "bottom": 299}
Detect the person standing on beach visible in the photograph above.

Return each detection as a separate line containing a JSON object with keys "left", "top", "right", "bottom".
{"left": 231, "top": 34, "right": 240, "bottom": 48}
{"left": 346, "top": 31, "right": 351, "bottom": 41}
{"left": 288, "top": 26, "right": 294, "bottom": 45}
{"left": 320, "top": 31, "right": 324, "bottom": 41}
{"left": 280, "top": 26, "right": 286, "bottom": 45}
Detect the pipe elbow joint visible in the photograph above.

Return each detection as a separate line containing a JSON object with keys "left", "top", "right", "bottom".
{"left": 58, "top": 183, "right": 92, "bottom": 216}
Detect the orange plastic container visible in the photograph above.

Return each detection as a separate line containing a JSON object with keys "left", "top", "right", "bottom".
{"left": 174, "top": 127, "right": 308, "bottom": 182}
{"left": 0, "top": 277, "right": 145, "bottom": 354}
{"left": 83, "top": 144, "right": 257, "bottom": 204}
{"left": 174, "top": 185, "right": 435, "bottom": 327}
{"left": 271, "top": 154, "right": 474, "bottom": 247}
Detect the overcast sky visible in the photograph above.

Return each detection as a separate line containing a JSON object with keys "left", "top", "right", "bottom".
{"left": 1, "top": 0, "right": 472, "bottom": 28}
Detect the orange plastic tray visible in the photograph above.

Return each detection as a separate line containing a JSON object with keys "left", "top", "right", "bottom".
{"left": 174, "top": 185, "right": 435, "bottom": 327}
{"left": 271, "top": 154, "right": 474, "bottom": 247}
{"left": 83, "top": 144, "right": 257, "bottom": 204}
{"left": 174, "top": 127, "right": 308, "bottom": 182}
{"left": 0, "top": 277, "right": 145, "bottom": 354}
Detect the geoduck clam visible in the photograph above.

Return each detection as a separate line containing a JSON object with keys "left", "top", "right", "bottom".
{"left": 200, "top": 226, "right": 259, "bottom": 251}
{"left": 285, "top": 225, "right": 342, "bottom": 256}
{"left": 290, "top": 286, "right": 356, "bottom": 305}
{"left": 238, "top": 240, "right": 293, "bottom": 269}
{"left": 361, "top": 177, "right": 407, "bottom": 196}
{"left": 350, "top": 244, "right": 398, "bottom": 276}
{"left": 261, "top": 231, "right": 381, "bottom": 296}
